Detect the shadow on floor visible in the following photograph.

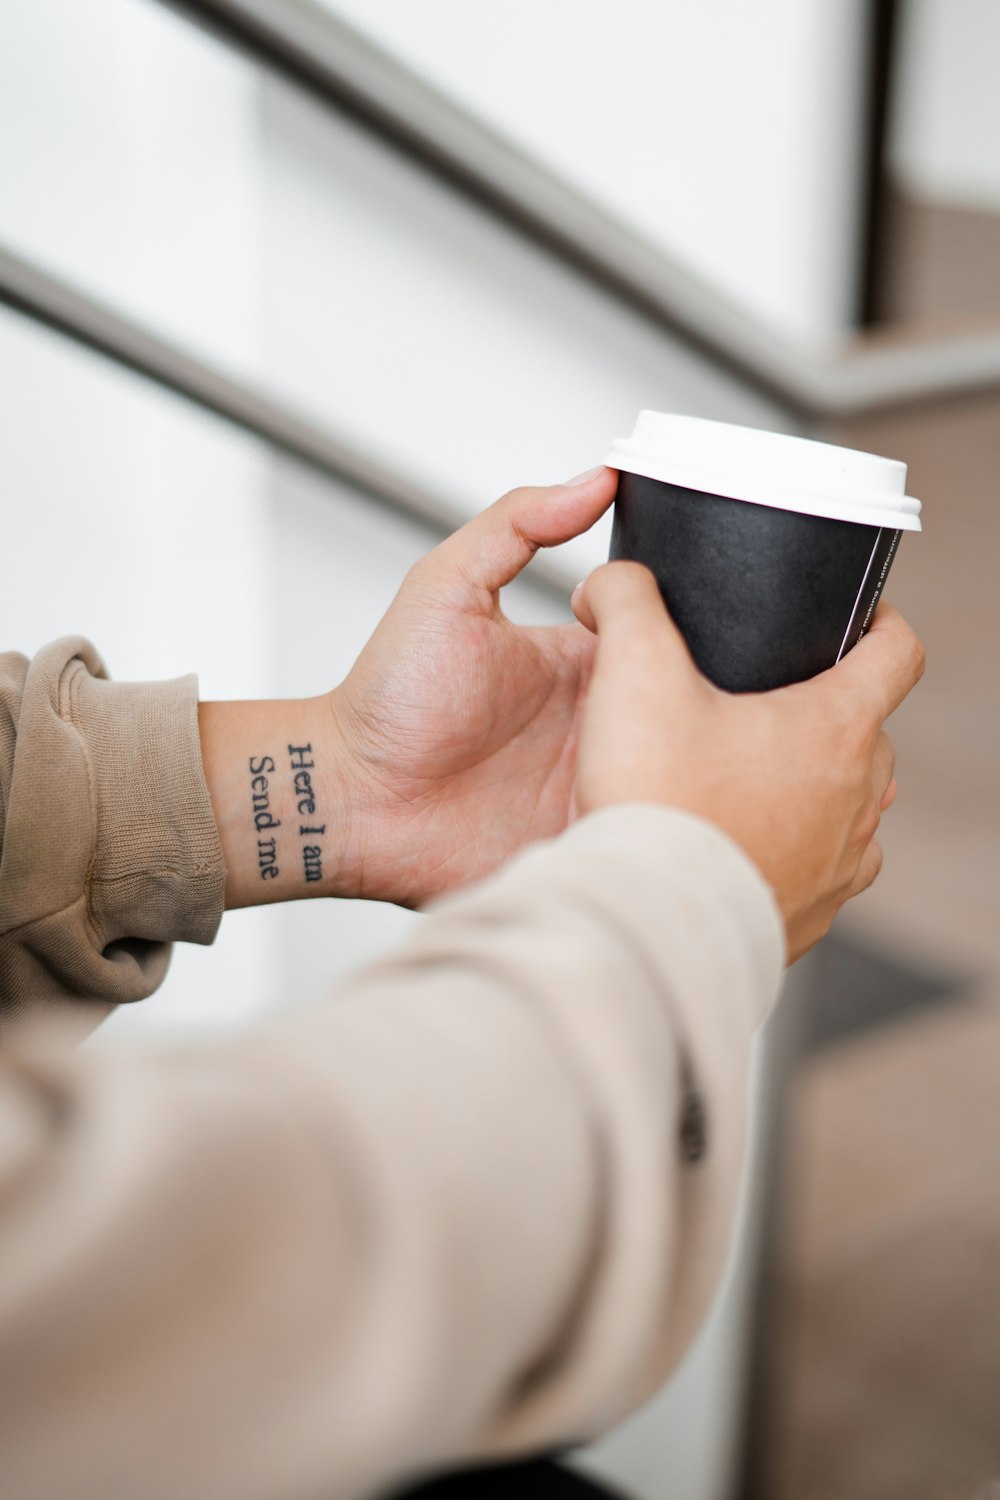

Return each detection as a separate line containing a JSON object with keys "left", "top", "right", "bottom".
{"left": 803, "top": 927, "right": 972, "bottom": 1055}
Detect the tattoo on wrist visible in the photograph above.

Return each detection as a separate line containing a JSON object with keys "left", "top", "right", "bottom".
{"left": 248, "top": 754, "right": 281, "bottom": 880}
{"left": 289, "top": 744, "right": 325, "bottom": 884}
{"left": 247, "top": 744, "right": 327, "bottom": 886}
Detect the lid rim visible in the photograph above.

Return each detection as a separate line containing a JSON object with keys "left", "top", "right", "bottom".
{"left": 605, "top": 412, "right": 922, "bottom": 533}
{"left": 605, "top": 450, "right": 922, "bottom": 532}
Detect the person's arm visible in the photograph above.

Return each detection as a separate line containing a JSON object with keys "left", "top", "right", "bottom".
{"left": 0, "top": 802, "right": 783, "bottom": 1500}
{"left": 1, "top": 473, "right": 618, "bottom": 1031}
{"left": 0, "top": 476, "right": 603, "bottom": 1033}
{"left": 0, "top": 561, "right": 922, "bottom": 1499}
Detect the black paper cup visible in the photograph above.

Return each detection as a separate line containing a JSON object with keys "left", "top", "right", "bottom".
{"left": 605, "top": 412, "right": 922, "bottom": 693}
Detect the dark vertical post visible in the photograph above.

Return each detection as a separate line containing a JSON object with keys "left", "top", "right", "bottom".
{"left": 857, "top": 0, "right": 903, "bottom": 327}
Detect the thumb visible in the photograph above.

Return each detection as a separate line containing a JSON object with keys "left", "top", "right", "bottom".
{"left": 578, "top": 558, "right": 695, "bottom": 645}
{"left": 573, "top": 561, "right": 701, "bottom": 682}
{"left": 429, "top": 468, "right": 616, "bottom": 597}
{"left": 570, "top": 561, "right": 709, "bottom": 821}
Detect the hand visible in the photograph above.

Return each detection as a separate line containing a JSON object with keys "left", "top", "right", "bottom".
{"left": 326, "top": 469, "right": 617, "bottom": 906}
{"left": 571, "top": 563, "right": 925, "bottom": 962}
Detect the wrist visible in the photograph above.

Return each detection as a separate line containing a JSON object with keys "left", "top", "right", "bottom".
{"left": 198, "top": 693, "right": 370, "bottom": 909}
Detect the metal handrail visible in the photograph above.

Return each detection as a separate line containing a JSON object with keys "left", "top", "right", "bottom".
{"left": 0, "top": 244, "right": 465, "bottom": 536}
{"left": 7, "top": 0, "right": 1000, "bottom": 564}
{"left": 1, "top": 242, "right": 591, "bottom": 595}
{"left": 172, "top": 0, "right": 1000, "bottom": 419}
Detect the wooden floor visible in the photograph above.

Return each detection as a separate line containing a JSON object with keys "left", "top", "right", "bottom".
{"left": 762, "top": 393, "right": 1000, "bottom": 1498}
{"left": 768, "top": 993, "right": 1000, "bottom": 1499}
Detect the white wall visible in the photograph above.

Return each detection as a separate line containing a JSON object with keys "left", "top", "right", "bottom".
{"left": 257, "top": 69, "right": 789, "bottom": 591}
{"left": 322, "top": 0, "right": 870, "bottom": 345}
{"left": 1, "top": 0, "right": 873, "bottom": 349}
{"left": 890, "top": 0, "right": 1000, "bottom": 212}
{"left": 0, "top": 0, "right": 261, "bottom": 369}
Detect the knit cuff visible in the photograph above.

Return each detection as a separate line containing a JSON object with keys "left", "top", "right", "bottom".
{"left": 68, "top": 661, "right": 226, "bottom": 951}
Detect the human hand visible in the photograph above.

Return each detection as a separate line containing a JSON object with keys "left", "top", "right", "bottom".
{"left": 200, "top": 472, "right": 616, "bottom": 910}
{"left": 571, "top": 562, "right": 925, "bottom": 962}
{"left": 326, "top": 469, "right": 617, "bottom": 906}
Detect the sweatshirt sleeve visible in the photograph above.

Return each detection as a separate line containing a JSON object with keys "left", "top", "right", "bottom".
{"left": 0, "top": 639, "right": 226, "bottom": 1034}
{"left": 0, "top": 803, "right": 784, "bottom": 1500}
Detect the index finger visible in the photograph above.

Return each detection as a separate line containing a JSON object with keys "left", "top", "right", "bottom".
{"left": 826, "top": 604, "right": 926, "bottom": 719}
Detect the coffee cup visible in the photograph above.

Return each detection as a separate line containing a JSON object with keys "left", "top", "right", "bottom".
{"left": 604, "top": 412, "right": 922, "bottom": 693}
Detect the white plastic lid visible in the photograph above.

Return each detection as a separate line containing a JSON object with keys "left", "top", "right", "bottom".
{"left": 605, "top": 411, "right": 922, "bottom": 532}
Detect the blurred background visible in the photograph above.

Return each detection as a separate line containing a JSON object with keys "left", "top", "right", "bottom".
{"left": 2, "top": 1, "right": 999, "bottom": 1497}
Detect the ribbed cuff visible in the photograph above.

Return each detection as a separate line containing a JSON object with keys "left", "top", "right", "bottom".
{"left": 69, "top": 663, "right": 226, "bottom": 949}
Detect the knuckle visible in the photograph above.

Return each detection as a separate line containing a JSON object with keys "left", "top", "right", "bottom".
{"left": 875, "top": 731, "right": 896, "bottom": 782}
{"left": 583, "top": 562, "right": 616, "bottom": 604}
{"left": 856, "top": 841, "right": 884, "bottom": 894}
{"left": 592, "top": 560, "right": 657, "bottom": 607}
{"left": 858, "top": 804, "right": 881, "bottom": 847}
{"left": 841, "top": 712, "right": 877, "bottom": 760}
{"left": 607, "top": 559, "right": 657, "bottom": 589}
{"left": 909, "top": 633, "right": 927, "bottom": 684}
{"left": 404, "top": 551, "right": 436, "bottom": 587}
{"left": 404, "top": 548, "right": 464, "bottom": 605}
{"left": 497, "top": 484, "right": 534, "bottom": 510}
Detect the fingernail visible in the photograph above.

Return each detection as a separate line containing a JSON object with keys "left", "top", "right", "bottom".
{"left": 563, "top": 465, "right": 604, "bottom": 487}
{"left": 571, "top": 579, "right": 585, "bottom": 599}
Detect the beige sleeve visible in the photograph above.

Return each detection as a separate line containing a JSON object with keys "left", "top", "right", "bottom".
{"left": 0, "top": 788, "right": 783, "bottom": 1500}
{"left": 0, "top": 639, "right": 225, "bottom": 1034}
